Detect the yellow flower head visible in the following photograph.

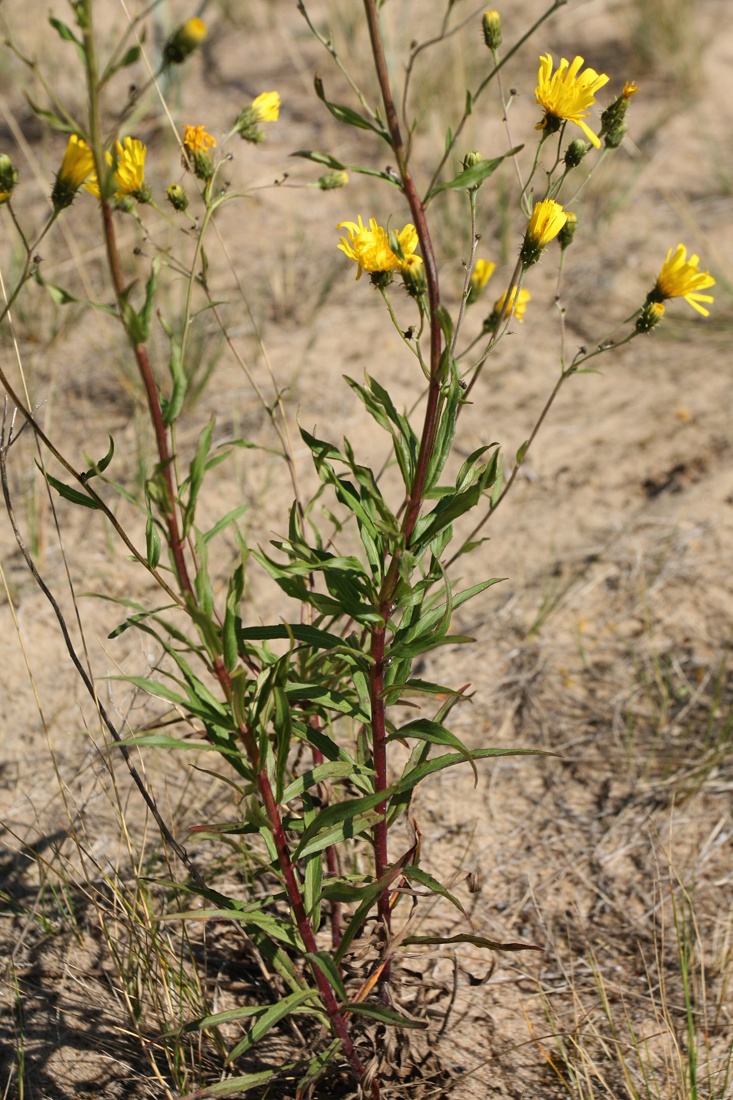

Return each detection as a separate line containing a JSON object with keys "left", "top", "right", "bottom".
{"left": 252, "top": 92, "right": 280, "bottom": 123}
{"left": 521, "top": 198, "right": 567, "bottom": 266}
{"left": 535, "top": 54, "right": 609, "bottom": 148}
{"left": 649, "top": 244, "right": 715, "bottom": 317}
{"left": 471, "top": 259, "right": 496, "bottom": 292}
{"left": 467, "top": 258, "right": 496, "bottom": 304}
{"left": 623, "top": 81, "right": 640, "bottom": 99}
{"left": 84, "top": 137, "right": 148, "bottom": 203}
{"left": 58, "top": 135, "right": 95, "bottom": 187}
{"left": 337, "top": 216, "right": 422, "bottom": 281}
{"left": 183, "top": 125, "right": 217, "bottom": 155}
{"left": 233, "top": 92, "right": 281, "bottom": 143}
{"left": 492, "top": 286, "right": 531, "bottom": 324}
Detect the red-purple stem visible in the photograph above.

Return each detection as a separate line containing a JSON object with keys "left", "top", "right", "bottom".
{"left": 99, "top": 202, "right": 369, "bottom": 1086}
{"left": 363, "top": 0, "right": 445, "bottom": 942}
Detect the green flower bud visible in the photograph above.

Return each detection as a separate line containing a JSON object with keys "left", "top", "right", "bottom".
{"left": 166, "top": 183, "right": 189, "bottom": 212}
{"left": 317, "top": 170, "right": 349, "bottom": 190}
{"left": 558, "top": 211, "right": 577, "bottom": 250}
{"left": 564, "top": 138, "right": 588, "bottom": 169}
{"left": 482, "top": 10, "right": 502, "bottom": 50}
{"left": 462, "top": 150, "right": 483, "bottom": 171}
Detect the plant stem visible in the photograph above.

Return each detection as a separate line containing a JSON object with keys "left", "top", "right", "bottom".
{"left": 362, "top": 0, "right": 445, "bottom": 965}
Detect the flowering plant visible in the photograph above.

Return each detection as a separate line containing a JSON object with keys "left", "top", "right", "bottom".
{"left": 0, "top": 2, "right": 715, "bottom": 1098}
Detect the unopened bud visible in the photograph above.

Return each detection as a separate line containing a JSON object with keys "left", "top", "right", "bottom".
{"left": 163, "top": 17, "right": 207, "bottom": 66}
{"left": 462, "top": 150, "right": 483, "bottom": 171}
{"left": 166, "top": 183, "right": 189, "bottom": 212}
{"left": 600, "top": 83, "right": 638, "bottom": 149}
{"left": 558, "top": 211, "right": 577, "bottom": 250}
{"left": 0, "top": 154, "right": 18, "bottom": 204}
{"left": 317, "top": 169, "right": 349, "bottom": 190}
{"left": 401, "top": 255, "right": 427, "bottom": 298}
{"left": 564, "top": 138, "right": 587, "bottom": 169}
{"left": 635, "top": 301, "right": 664, "bottom": 334}
{"left": 482, "top": 10, "right": 502, "bottom": 50}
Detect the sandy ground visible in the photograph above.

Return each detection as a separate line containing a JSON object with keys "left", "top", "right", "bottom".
{"left": 1, "top": 0, "right": 732, "bottom": 1097}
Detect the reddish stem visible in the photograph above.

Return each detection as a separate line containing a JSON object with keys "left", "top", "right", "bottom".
{"left": 99, "top": 203, "right": 368, "bottom": 1085}
{"left": 362, "top": 0, "right": 445, "bottom": 953}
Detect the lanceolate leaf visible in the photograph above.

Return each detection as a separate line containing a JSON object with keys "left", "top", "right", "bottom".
{"left": 426, "top": 146, "right": 523, "bottom": 200}
{"left": 403, "top": 932, "right": 542, "bottom": 952}
{"left": 227, "top": 989, "right": 321, "bottom": 1061}
{"left": 344, "top": 1002, "right": 427, "bottom": 1029}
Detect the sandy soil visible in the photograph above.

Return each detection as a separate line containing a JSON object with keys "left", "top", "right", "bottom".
{"left": 1, "top": 1, "right": 732, "bottom": 1097}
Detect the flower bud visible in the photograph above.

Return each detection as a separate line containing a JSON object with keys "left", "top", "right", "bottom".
{"left": 0, "top": 154, "right": 18, "bottom": 204}
{"left": 163, "top": 17, "right": 207, "bottom": 66}
{"left": 317, "top": 169, "right": 349, "bottom": 190}
{"left": 462, "top": 150, "right": 483, "bottom": 171}
{"left": 558, "top": 211, "right": 577, "bottom": 250}
{"left": 635, "top": 301, "right": 664, "bottom": 334}
{"left": 564, "top": 138, "right": 587, "bottom": 169}
{"left": 166, "top": 183, "right": 189, "bottom": 212}
{"left": 401, "top": 254, "right": 427, "bottom": 298}
{"left": 482, "top": 10, "right": 502, "bottom": 50}
{"left": 600, "top": 82, "right": 638, "bottom": 149}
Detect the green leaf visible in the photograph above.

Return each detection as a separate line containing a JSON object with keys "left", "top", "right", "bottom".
{"left": 345, "top": 1002, "right": 427, "bottom": 1028}
{"left": 183, "top": 418, "right": 215, "bottom": 537}
{"left": 291, "top": 149, "right": 346, "bottom": 170}
{"left": 223, "top": 563, "right": 244, "bottom": 672}
{"left": 426, "top": 146, "right": 523, "bottom": 200}
{"left": 227, "top": 989, "right": 320, "bottom": 1061}
{"left": 516, "top": 439, "right": 529, "bottom": 464}
{"left": 393, "top": 746, "right": 551, "bottom": 800}
{"left": 306, "top": 951, "right": 347, "bottom": 1003}
{"left": 202, "top": 505, "right": 248, "bottom": 544}
{"left": 145, "top": 514, "right": 161, "bottom": 569}
{"left": 162, "top": 335, "right": 186, "bottom": 426}
{"left": 190, "top": 1069, "right": 280, "bottom": 1097}
{"left": 117, "top": 44, "right": 141, "bottom": 69}
{"left": 48, "top": 15, "right": 82, "bottom": 46}
{"left": 44, "top": 471, "right": 100, "bottom": 510}
{"left": 79, "top": 436, "right": 115, "bottom": 483}
{"left": 280, "top": 761, "right": 357, "bottom": 805}
{"left": 35, "top": 272, "right": 117, "bottom": 314}
{"left": 403, "top": 865, "right": 471, "bottom": 923}
{"left": 24, "top": 96, "right": 78, "bottom": 135}
{"left": 388, "top": 718, "right": 477, "bottom": 785}
{"left": 313, "top": 75, "right": 390, "bottom": 143}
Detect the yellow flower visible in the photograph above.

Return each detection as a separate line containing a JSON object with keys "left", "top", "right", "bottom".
{"left": 84, "top": 137, "right": 148, "bottom": 203}
{"left": 51, "top": 135, "right": 95, "bottom": 210}
{"left": 520, "top": 198, "right": 567, "bottom": 266}
{"left": 535, "top": 54, "right": 609, "bottom": 148}
{"left": 337, "top": 216, "right": 422, "bottom": 281}
{"left": 252, "top": 92, "right": 280, "bottom": 123}
{"left": 471, "top": 258, "right": 496, "bottom": 292}
{"left": 622, "top": 81, "right": 640, "bottom": 99}
{"left": 232, "top": 92, "right": 281, "bottom": 143}
{"left": 493, "top": 286, "right": 531, "bottom": 324}
{"left": 183, "top": 125, "right": 217, "bottom": 155}
{"left": 467, "top": 258, "right": 496, "bottom": 304}
{"left": 649, "top": 244, "right": 715, "bottom": 317}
